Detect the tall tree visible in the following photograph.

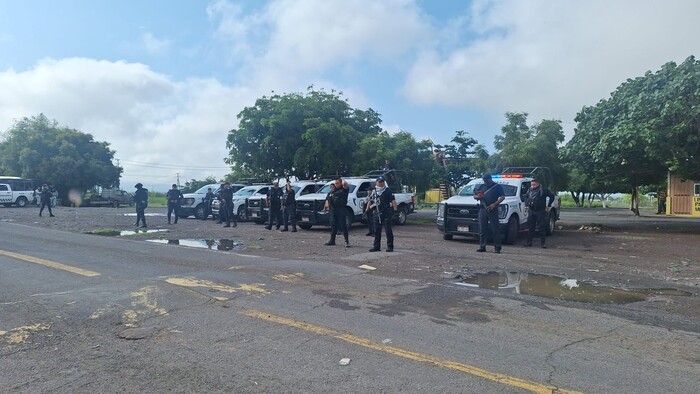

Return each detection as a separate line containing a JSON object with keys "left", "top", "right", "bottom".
{"left": 226, "top": 88, "right": 382, "bottom": 180}
{"left": 491, "top": 113, "right": 566, "bottom": 190}
{"left": 0, "top": 114, "right": 122, "bottom": 199}
{"left": 182, "top": 176, "right": 220, "bottom": 193}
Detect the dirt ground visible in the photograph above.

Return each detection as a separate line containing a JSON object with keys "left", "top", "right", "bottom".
{"left": 3, "top": 205, "right": 699, "bottom": 331}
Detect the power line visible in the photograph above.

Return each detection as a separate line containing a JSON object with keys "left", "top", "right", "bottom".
{"left": 121, "top": 159, "right": 230, "bottom": 170}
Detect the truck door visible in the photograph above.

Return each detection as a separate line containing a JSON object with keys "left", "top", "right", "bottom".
{"left": 0, "top": 184, "right": 11, "bottom": 203}
{"left": 355, "top": 182, "right": 371, "bottom": 215}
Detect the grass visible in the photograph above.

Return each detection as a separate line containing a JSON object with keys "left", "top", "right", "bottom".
{"left": 558, "top": 193, "right": 657, "bottom": 210}
{"left": 89, "top": 228, "right": 121, "bottom": 236}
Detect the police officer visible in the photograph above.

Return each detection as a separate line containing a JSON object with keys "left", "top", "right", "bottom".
{"left": 134, "top": 183, "right": 149, "bottom": 228}
{"left": 364, "top": 187, "right": 376, "bottom": 237}
{"left": 368, "top": 176, "right": 397, "bottom": 252}
{"left": 39, "top": 184, "right": 55, "bottom": 217}
{"left": 166, "top": 184, "right": 183, "bottom": 224}
{"left": 265, "top": 182, "right": 283, "bottom": 230}
{"left": 524, "top": 178, "right": 555, "bottom": 248}
{"left": 281, "top": 183, "right": 297, "bottom": 232}
{"left": 215, "top": 183, "right": 226, "bottom": 224}
{"left": 324, "top": 177, "right": 350, "bottom": 247}
{"left": 221, "top": 182, "right": 237, "bottom": 228}
{"left": 475, "top": 173, "right": 505, "bottom": 253}
{"left": 203, "top": 187, "right": 215, "bottom": 220}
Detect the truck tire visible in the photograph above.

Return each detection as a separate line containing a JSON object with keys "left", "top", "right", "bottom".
{"left": 112, "top": 201, "right": 119, "bottom": 208}
{"left": 443, "top": 234, "right": 453, "bottom": 240}
{"left": 16, "top": 196, "right": 28, "bottom": 207}
{"left": 238, "top": 206, "right": 248, "bottom": 221}
{"left": 504, "top": 216, "right": 519, "bottom": 245}
{"left": 194, "top": 204, "right": 206, "bottom": 219}
{"left": 396, "top": 205, "right": 408, "bottom": 225}
{"left": 546, "top": 210, "right": 556, "bottom": 236}
{"left": 299, "top": 224, "right": 312, "bottom": 230}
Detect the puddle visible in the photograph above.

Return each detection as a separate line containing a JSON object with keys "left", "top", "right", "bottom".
{"left": 455, "top": 271, "right": 692, "bottom": 304}
{"left": 120, "top": 229, "right": 169, "bottom": 236}
{"left": 146, "top": 239, "right": 243, "bottom": 251}
{"left": 123, "top": 213, "right": 166, "bottom": 217}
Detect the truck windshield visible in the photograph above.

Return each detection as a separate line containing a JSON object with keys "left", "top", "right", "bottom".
{"left": 318, "top": 184, "right": 357, "bottom": 194}
{"left": 458, "top": 183, "right": 518, "bottom": 196}
{"left": 194, "top": 184, "right": 219, "bottom": 194}
{"left": 234, "top": 188, "right": 257, "bottom": 196}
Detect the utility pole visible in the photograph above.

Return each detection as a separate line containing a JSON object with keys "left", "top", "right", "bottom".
{"left": 115, "top": 159, "right": 121, "bottom": 188}
{"left": 176, "top": 172, "right": 180, "bottom": 188}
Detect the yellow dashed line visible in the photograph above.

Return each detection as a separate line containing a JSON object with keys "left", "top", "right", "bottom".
{"left": 241, "top": 309, "right": 582, "bottom": 394}
{"left": 0, "top": 249, "right": 100, "bottom": 277}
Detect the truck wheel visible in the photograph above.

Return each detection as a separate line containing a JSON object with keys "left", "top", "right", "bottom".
{"left": 443, "top": 234, "right": 453, "bottom": 240}
{"left": 299, "top": 224, "right": 312, "bottom": 230}
{"left": 238, "top": 206, "right": 248, "bottom": 221}
{"left": 112, "top": 201, "right": 119, "bottom": 208}
{"left": 396, "top": 206, "right": 408, "bottom": 225}
{"left": 504, "top": 216, "right": 519, "bottom": 245}
{"left": 16, "top": 196, "right": 28, "bottom": 208}
{"left": 194, "top": 204, "right": 206, "bottom": 219}
{"left": 546, "top": 210, "right": 556, "bottom": 235}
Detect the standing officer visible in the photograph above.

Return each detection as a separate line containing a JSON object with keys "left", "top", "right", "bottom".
{"left": 203, "top": 187, "right": 215, "bottom": 220}
{"left": 324, "top": 177, "right": 350, "bottom": 247}
{"left": 166, "top": 184, "right": 183, "bottom": 224}
{"left": 265, "top": 182, "right": 283, "bottom": 230}
{"left": 524, "top": 178, "right": 555, "bottom": 248}
{"left": 215, "top": 183, "right": 226, "bottom": 224}
{"left": 221, "top": 182, "right": 237, "bottom": 228}
{"left": 134, "top": 183, "right": 148, "bottom": 228}
{"left": 368, "top": 176, "right": 397, "bottom": 252}
{"left": 39, "top": 184, "right": 55, "bottom": 217}
{"left": 281, "top": 183, "right": 297, "bottom": 232}
{"left": 475, "top": 173, "right": 505, "bottom": 253}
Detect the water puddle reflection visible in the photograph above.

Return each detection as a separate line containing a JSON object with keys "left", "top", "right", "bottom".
{"left": 120, "top": 229, "right": 169, "bottom": 236}
{"left": 146, "top": 239, "right": 243, "bottom": 251}
{"left": 123, "top": 213, "right": 166, "bottom": 217}
{"left": 455, "top": 271, "right": 692, "bottom": 304}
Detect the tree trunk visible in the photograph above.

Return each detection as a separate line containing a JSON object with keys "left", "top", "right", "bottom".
{"left": 587, "top": 193, "right": 594, "bottom": 208}
{"left": 630, "top": 183, "right": 640, "bottom": 216}
{"left": 598, "top": 194, "right": 608, "bottom": 208}
{"left": 570, "top": 191, "right": 581, "bottom": 207}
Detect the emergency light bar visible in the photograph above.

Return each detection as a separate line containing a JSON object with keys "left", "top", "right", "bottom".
{"left": 490, "top": 174, "right": 523, "bottom": 179}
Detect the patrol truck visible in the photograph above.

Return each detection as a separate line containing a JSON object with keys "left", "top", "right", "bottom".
{"left": 245, "top": 180, "right": 325, "bottom": 224}
{"left": 436, "top": 167, "right": 561, "bottom": 244}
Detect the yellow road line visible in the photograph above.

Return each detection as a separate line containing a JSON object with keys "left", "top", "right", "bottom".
{"left": 0, "top": 249, "right": 100, "bottom": 277}
{"left": 242, "top": 309, "right": 582, "bottom": 394}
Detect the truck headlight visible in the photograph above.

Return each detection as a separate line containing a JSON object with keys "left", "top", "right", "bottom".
{"left": 184, "top": 198, "right": 195, "bottom": 206}
{"left": 436, "top": 203, "right": 445, "bottom": 223}
{"left": 498, "top": 204, "right": 508, "bottom": 219}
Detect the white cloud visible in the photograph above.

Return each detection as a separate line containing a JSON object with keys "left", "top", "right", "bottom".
{"left": 403, "top": 0, "right": 700, "bottom": 131}
{"left": 142, "top": 32, "right": 171, "bottom": 55}
{"left": 0, "top": 58, "right": 255, "bottom": 190}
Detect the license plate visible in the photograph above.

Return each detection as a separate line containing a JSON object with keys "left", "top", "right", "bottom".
{"left": 301, "top": 217, "right": 310, "bottom": 222}
{"left": 458, "top": 226, "right": 469, "bottom": 232}
{"left": 251, "top": 212, "right": 258, "bottom": 217}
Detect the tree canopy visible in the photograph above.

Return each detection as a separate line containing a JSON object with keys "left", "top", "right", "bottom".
{"left": 0, "top": 114, "right": 122, "bottom": 198}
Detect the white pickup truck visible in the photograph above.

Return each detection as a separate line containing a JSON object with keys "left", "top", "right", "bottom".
{"left": 295, "top": 176, "right": 415, "bottom": 230}
{"left": 245, "top": 181, "right": 325, "bottom": 224}
{"left": 0, "top": 183, "right": 35, "bottom": 207}
{"left": 180, "top": 183, "right": 245, "bottom": 219}
{"left": 436, "top": 168, "right": 561, "bottom": 244}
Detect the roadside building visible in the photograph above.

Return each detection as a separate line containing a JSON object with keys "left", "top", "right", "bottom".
{"left": 666, "top": 173, "right": 700, "bottom": 216}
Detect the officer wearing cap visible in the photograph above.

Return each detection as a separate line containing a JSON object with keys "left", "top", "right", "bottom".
{"left": 265, "top": 182, "right": 283, "bottom": 230}
{"left": 524, "top": 178, "right": 555, "bottom": 248}
{"left": 324, "top": 177, "right": 350, "bottom": 247}
{"left": 166, "top": 184, "right": 183, "bottom": 224}
{"left": 134, "top": 183, "right": 148, "bottom": 227}
{"left": 368, "top": 176, "right": 397, "bottom": 252}
{"left": 475, "top": 173, "right": 506, "bottom": 253}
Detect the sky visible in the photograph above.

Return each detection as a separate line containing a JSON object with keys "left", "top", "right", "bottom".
{"left": 1, "top": 0, "right": 699, "bottom": 191}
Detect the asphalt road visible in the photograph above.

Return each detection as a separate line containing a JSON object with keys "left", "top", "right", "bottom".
{"left": 1, "top": 221, "right": 699, "bottom": 393}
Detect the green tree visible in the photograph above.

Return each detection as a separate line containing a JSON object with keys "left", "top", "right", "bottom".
{"left": 491, "top": 113, "right": 566, "bottom": 190}
{"left": 226, "top": 88, "right": 382, "bottom": 180}
{"left": 0, "top": 114, "right": 122, "bottom": 200}
{"left": 182, "top": 176, "right": 220, "bottom": 193}
{"left": 433, "top": 130, "right": 489, "bottom": 190}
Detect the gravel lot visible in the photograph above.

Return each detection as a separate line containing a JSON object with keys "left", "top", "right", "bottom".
{"left": 3, "top": 204, "right": 699, "bottom": 331}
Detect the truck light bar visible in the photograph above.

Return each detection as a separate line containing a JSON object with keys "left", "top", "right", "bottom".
{"left": 490, "top": 174, "right": 523, "bottom": 179}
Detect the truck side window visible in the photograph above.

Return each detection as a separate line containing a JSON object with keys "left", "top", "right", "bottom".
{"left": 0, "top": 185, "right": 8, "bottom": 191}
{"left": 259, "top": 187, "right": 269, "bottom": 195}
{"left": 520, "top": 182, "right": 530, "bottom": 202}
{"left": 356, "top": 182, "right": 370, "bottom": 198}
{"left": 301, "top": 185, "right": 315, "bottom": 195}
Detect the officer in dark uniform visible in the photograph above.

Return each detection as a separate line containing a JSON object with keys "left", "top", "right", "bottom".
{"left": 134, "top": 183, "right": 148, "bottom": 227}
{"left": 215, "top": 183, "right": 226, "bottom": 224}
{"left": 221, "top": 182, "right": 237, "bottom": 228}
{"left": 524, "top": 178, "right": 555, "bottom": 248}
{"left": 203, "top": 187, "right": 215, "bottom": 220}
{"left": 39, "top": 184, "right": 55, "bottom": 217}
{"left": 265, "top": 182, "right": 283, "bottom": 230}
{"left": 324, "top": 177, "right": 350, "bottom": 247}
{"left": 475, "top": 173, "right": 506, "bottom": 253}
{"left": 368, "top": 176, "right": 397, "bottom": 252}
{"left": 166, "top": 184, "right": 183, "bottom": 224}
{"left": 281, "top": 183, "right": 297, "bottom": 232}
